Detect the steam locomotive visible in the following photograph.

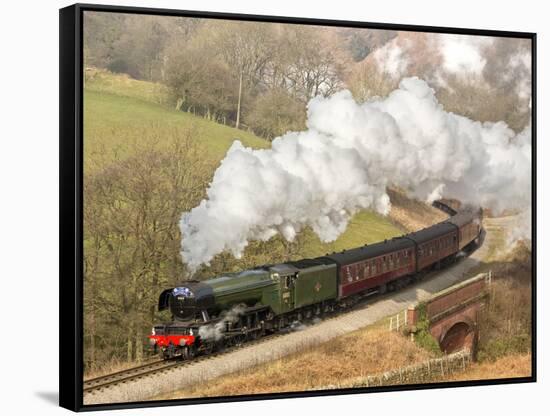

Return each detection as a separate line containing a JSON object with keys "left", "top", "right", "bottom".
{"left": 149, "top": 202, "right": 484, "bottom": 360}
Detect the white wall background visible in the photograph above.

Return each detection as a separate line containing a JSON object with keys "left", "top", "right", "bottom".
{"left": 0, "top": 0, "right": 546, "bottom": 414}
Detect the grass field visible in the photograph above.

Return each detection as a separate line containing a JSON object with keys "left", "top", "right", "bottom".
{"left": 83, "top": 91, "right": 269, "bottom": 166}
{"left": 85, "top": 69, "right": 171, "bottom": 105}
{"left": 301, "top": 210, "right": 404, "bottom": 256}
{"left": 83, "top": 70, "right": 405, "bottom": 254}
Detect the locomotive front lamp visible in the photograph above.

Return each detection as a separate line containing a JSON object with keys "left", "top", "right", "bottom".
{"left": 173, "top": 287, "right": 194, "bottom": 297}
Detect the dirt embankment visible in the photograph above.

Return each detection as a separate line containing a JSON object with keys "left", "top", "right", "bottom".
{"left": 387, "top": 188, "right": 448, "bottom": 231}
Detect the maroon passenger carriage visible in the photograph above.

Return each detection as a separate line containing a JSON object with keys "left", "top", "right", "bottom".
{"left": 322, "top": 239, "right": 416, "bottom": 299}
{"left": 446, "top": 211, "right": 483, "bottom": 250}
{"left": 321, "top": 206, "right": 483, "bottom": 302}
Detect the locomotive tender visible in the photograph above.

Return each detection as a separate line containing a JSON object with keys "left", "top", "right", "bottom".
{"left": 149, "top": 203, "right": 484, "bottom": 359}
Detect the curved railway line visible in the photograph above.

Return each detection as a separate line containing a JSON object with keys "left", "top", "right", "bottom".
{"left": 83, "top": 255, "right": 468, "bottom": 398}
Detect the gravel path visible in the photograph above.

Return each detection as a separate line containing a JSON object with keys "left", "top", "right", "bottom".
{"left": 85, "top": 215, "right": 516, "bottom": 405}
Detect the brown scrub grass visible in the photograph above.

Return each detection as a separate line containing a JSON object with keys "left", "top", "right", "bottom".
{"left": 387, "top": 187, "right": 449, "bottom": 232}
{"left": 439, "top": 353, "right": 531, "bottom": 381}
{"left": 154, "top": 327, "right": 434, "bottom": 400}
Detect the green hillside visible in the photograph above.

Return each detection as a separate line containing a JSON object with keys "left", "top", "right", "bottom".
{"left": 84, "top": 94, "right": 268, "bottom": 167}
{"left": 302, "top": 211, "right": 403, "bottom": 257}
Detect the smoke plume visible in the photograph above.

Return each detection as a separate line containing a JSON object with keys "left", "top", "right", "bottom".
{"left": 180, "top": 77, "right": 531, "bottom": 271}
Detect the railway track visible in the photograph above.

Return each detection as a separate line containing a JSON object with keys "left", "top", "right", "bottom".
{"left": 84, "top": 256, "right": 475, "bottom": 397}
{"left": 84, "top": 297, "right": 378, "bottom": 396}
{"left": 83, "top": 332, "right": 287, "bottom": 395}
{"left": 83, "top": 359, "right": 178, "bottom": 393}
{"left": 83, "top": 287, "right": 416, "bottom": 397}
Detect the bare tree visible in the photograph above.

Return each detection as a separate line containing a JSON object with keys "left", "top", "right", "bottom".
{"left": 83, "top": 126, "right": 213, "bottom": 366}
{"left": 209, "top": 21, "right": 276, "bottom": 128}
{"left": 282, "top": 26, "right": 347, "bottom": 100}
{"left": 347, "top": 59, "right": 397, "bottom": 101}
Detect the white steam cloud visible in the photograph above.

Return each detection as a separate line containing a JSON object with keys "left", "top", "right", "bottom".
{"left": 180, "top": 77, "right": 531, "bottom": 271}
{"left": 373, "top": 40, "right": 409, "bottom": 79}
{"left": 198, "top": 304, "right": 246, "bottom": 341}
{"left": 437, "top": 34, "right": 493, "bottom": 76}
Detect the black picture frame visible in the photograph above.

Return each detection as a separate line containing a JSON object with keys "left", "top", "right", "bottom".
{"left": 59, "top": 3, "right": 537, "bottom": 412}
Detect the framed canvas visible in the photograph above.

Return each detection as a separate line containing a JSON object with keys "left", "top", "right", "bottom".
{"left": 59, "top": 3, "right": 536, "bottom": 411}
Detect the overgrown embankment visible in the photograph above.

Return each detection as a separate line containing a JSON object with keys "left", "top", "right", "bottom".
{"left": 476, "top": 242, "right": 532, "bottom": 363}
{"left": 155, "top": 328, "right": 434, "bottom": 399}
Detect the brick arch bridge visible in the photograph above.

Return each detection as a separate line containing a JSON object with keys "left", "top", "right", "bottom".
{"left": 407, "top": 273, "right": 490, "bottom": 355}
